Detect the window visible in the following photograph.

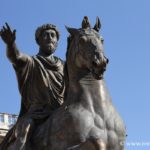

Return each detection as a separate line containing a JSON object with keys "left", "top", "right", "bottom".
{"left": 0, "top": 114, "right": 4, "bottom": 122}
{"left": 8, "top": 116, "right": 17, "bottom": 125}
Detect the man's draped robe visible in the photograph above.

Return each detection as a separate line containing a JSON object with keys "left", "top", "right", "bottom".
{"left": 0, "top": 54, "right": 65, "bottom": 149}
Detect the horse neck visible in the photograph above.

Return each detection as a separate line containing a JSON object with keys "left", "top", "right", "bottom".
{"left": 66, "top": 64, "right": 110, "bottom": 106}
{"left": 65, "top": 38, "right": 111, "bottom": 106}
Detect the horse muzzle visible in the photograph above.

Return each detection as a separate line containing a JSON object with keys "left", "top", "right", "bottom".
{"left": 91, "top": 56, "right": 109, "bottom": 79}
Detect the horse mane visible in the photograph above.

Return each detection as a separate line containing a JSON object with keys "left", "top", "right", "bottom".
{"left": 63, "top": 35, "right": 73, "bottom": 101}
{"left": 66, "top": 35, "right": 73, "bottom": 60}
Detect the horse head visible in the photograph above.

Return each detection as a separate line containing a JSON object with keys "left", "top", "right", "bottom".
{"left": 66, "top": 16, "right": 109, "bottom": 80}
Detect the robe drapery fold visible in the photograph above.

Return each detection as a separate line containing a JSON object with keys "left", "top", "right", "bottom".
{"left": 0, "top": 54, "right": 65, "bottom": 150}
{"left": 15, "top": 55, "right": 65, "bottom": 119}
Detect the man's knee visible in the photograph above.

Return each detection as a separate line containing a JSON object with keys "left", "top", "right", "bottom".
{"left": 15, "top": 117, "right": 34, "bottom": 138}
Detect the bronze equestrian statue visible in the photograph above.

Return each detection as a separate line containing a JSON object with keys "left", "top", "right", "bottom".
{"left": 0, "top": 16, "right": 126, "bottom": 150}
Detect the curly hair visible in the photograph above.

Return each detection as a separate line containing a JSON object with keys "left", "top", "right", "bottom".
{"left": 35, "top": 24, "right": 60, "bottom": 45}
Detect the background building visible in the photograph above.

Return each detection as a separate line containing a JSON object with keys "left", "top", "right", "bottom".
{"left": 0, "top": 113, "right": 17, "bottom": 144}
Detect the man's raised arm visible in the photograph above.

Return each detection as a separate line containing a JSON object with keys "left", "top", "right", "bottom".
{"left": 0, "top": 23, "right": 28, "bottom": 67}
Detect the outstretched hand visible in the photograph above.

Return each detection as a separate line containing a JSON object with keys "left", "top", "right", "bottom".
{"left": 0, "top": 23, "right": 16, "bottom": 45}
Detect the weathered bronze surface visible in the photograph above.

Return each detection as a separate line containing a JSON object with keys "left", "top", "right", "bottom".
{"left": 0, "top": 17, "right": 126, "bottom": 150}
{"left": 0, "top": 23, "right": 65, "bottom": 150}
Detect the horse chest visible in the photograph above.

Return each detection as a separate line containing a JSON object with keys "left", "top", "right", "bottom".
{"left": 66, "top": 100, "right": 125, "bottom": 146}
{"left": 66, "top": 103, "right": 106, "bottom": 138}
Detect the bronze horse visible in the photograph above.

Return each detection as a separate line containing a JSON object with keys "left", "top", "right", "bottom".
{"left": 7, "top": 17, "right": 126, "bottom": 150}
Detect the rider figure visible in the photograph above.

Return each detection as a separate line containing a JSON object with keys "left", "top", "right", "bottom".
{"left": 0, "top": 23, "right": 65, "bottom": 150}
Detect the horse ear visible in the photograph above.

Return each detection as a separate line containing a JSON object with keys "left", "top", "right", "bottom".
{"left": 82, "top": 16, "right": 91, "bottom": 29}
{"left": 65, "top": 26, "right": 78, "bottom": 35}
{"left": 93, "top": 17, "right": 101, "bottom": 32}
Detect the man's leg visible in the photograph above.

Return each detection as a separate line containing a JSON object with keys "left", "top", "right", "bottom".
{"left": 14, "top": 117, "right": 34, "bottom": 150}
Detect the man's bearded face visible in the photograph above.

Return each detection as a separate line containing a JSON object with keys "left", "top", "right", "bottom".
{"left": 39, "top": 29, "right": 58, "bottom": 55}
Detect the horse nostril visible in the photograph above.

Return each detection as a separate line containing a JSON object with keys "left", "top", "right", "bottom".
{"left": 106, "top": 58, "right": 109, "bottom": 64}
{"left": 104, "top": 56, "right": 109, "bottom": 64}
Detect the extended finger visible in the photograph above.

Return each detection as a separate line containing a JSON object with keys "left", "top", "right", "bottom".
{"left": 1, "top": 29, "right": 4, "bottom": 34}
{"left": 1, "top": 28, "right": 7, "bottom": 34}
{"left": 0, "top": 30, "right": 3, "bottom": 36}
{"left": 0, "top": 29, "right": 6, "bottom": 39}
{"left": 1, "top": 28, "right": 9, "bottom": 37}
{"left": 13, "top": 29, "right": 16, "bottom": 36}
{"left": 5, "top": 22, "right": 12, "bottom": 32}
{"left": 3, "top": 26, "right": 7, "bottom": 31}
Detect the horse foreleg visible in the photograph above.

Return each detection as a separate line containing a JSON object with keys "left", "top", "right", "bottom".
{"left": 67, "top": 139, "right": 106, "bottom": 150}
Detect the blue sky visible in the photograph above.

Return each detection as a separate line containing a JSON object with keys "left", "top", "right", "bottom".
{"left": 0, "top": 0, "right": 150, "bottom": 149}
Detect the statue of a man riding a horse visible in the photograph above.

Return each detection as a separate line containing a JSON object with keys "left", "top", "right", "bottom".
{"left": 0, "top": 16, "right": 126, "bottom": 150}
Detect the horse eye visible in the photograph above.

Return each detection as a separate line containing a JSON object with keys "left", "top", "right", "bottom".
{"left": 101, "top": 37, "right": 104, "bottom": 44}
